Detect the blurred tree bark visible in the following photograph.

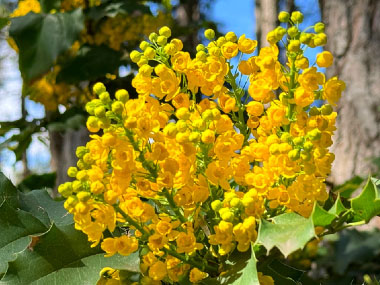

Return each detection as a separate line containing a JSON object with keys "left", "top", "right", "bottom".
{"left": 320, "top": 0, "right": 380, "bottom": 185}
{"left": 255, "top": 0, "right": 278, "bottom": 49}
{"left": 49, "top": 119, "right": 88, "bottom": 195}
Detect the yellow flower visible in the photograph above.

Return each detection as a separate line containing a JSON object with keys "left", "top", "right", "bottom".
{"left": 316, "top": 51, "right": 333, "bottom": 68}
{"left": 189, "top": 268, "right": 208, "bottom": 283}
{"left": 221, "top": 42, "right": 239, "bottom": 59}
{"left": 149, "top": 261, "right": 167, "bottom": 281}
{"left": 238, "top": 34, "right": 257, "bottom": 54}
{"left": 323, "top": 76, "right": 345, "bottom": 106}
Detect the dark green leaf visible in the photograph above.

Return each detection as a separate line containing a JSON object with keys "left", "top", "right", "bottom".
{"left": 9, "top": 9, "right": 84, "bottom": 81}
{"left": 205, "top": 246, "right": 259, "bottom": 285}
{"left": 86, "top": 0, "right": 151, "bottom": 21}
{"left": 256, "top": 213, "right": 315, "bottom": 257}
{"left": 1, "top": 224, "right": 139, "bottom": 284}
{"left": 333, "top": 229, "right": 380, "bottom": 274}
{"left": 56, "top": 45, "right": 122, "bottom": 83}
{"left": 18, "top": 172, "right": 56, "bottom": 192}
{"left": 40, "top": 0, "right": 61, "bottom": 13}
{"left": 19, "top": 190, "right": 73, "bottom": 227}
{"left": 351, "top": 178, "right": 380, "bottom": 223}
{"left": 0, "top": 172, "right": 19, "bottom": 208}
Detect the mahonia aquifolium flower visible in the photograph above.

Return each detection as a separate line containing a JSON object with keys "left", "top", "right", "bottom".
{"left": 59, "top": 10, "right": 345, "bottom": 284}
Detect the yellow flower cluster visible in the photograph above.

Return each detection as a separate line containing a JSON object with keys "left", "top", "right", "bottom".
{"left": 10, "top": 0, "right": 40, "bottom": 17}
{"left": 83, "top": 11, "right": 171, "bottom": 51}
{"left": 9, "top": 0, "right": 171, "bottom": 111}
{"left": 60, "top": 11, "right": 344, "bottom": 284}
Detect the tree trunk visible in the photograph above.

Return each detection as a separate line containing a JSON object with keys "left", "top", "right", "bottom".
{"left": 49, "top": 127, "right": 88, "bottom": 195}
{"left": 320, "top": 0, "right": 380, "bottom": 185}
{"left": 255, "top": 0, "right": 278, "bottom": 49}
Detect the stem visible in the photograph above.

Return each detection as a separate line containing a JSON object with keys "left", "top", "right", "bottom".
{"left": 114, "top": 204, "right": 149, "bottom": 236}
{"left": 162, "top": 188, "right": 187, "bottom": 223}
{"left": 165, "top": 247, "right": 218, "bottom": 273}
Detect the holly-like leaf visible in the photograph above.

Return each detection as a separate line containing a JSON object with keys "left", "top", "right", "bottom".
{"left": 312, "top": 203, "right": 337, "bottom": 227}
{"left": 328, "top": 194, "right": 346, "bottom": 216}
{"left": 256, "top": 213, "right": 315, "bottom": 257}
{"left": 205, "top": 246, "right": 259, "bottom": 285}
{"left": 351, "top": 178, "right": 380, "bottom": 223}
{"left": 0, "top": 173, "right": 139, "bottom": 284}
{"left": 9, "top": 9, "right": 84, "bottom": 82}
{"left": 19, "top": 190, "right": 73, "bottom": 227}
{"left": 1, "top": 224, "right": 140, "bottom": 284}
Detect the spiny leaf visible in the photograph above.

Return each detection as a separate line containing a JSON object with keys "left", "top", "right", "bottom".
{"left": 312, "top": 203, "right": 337, "bottom": 227}
{"left": 351, "top": 178, "right": 380, "bottom": 223}
{"left": 256, "top": 212, "right": 315, "bottom": 257}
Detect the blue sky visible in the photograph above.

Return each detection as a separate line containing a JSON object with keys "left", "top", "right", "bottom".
{"left": 0, "top": 0, "right": 323, "bottom": 181}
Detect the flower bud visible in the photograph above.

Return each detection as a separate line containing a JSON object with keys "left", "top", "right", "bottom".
{"left": 321, "top": 104, "right": 333, "bottom": 115}
{"left": 314, "top": 22, "right": 325, "bottom": 33}
{"left": 75, "top": 146, "right": 88, "bottom": 158}
{"left": 130, "top": 50, "right": 142, "bottom": 63}
{"left": 139, "top": 41, "right": 150, "bottom": 51}
{"left": 196, "top": 44, "right": 206, "bottom": 52}
{"left": 287, "top": 26, "right": 299, "bottom": 38}
{"left": 159, "top": 26, "right": 171, "bottom": 38}
{"left": 157, "top": 35, "right": 167, "bottom": 46}
{"left": 225, "top": 31, "right": 237, "bottom": 42}
{"left": 144, "top": 47, "right": 156, "bottom": 59}
{"left": 308, "top": 128, "right": 322, "bottom": 141}
{"left": 175, "top": 107, "right": 190, "bottom": 120}
{"left": 211, "top": 200, "right": 222, "bottom": 211}
{"left": 300, "top": 33, "right": 312, "bottom": 44}
{"left": 77, "top": 191, "right": 91, "bottom": 202}
{"left": 288, "top": 149, "right": 301, "bottom": 161}
{"left": 204, "top": 29, "right": 215, "bottom": 40}
{"left": 94, "top": 106, "right": 106, "bottom": 117}
{"left": 149, "top": 32, "right": 158, "bottom": 42}
{"left": 99, "top": 92, "right": 110, "bottom": 104}
{"left": 112, "top": 101, "right": 124, "bottom": 114}
{"left": 278, "top": 11, "right": 290, "bottom": 23}
{"left": 288, "top": 40, "right": 301, "bottom": 52}
{"left": 92, "top": 82, "right": 106, "bottom": 95}
{"left": 115, "top": 89, "right": 129, "bottom": 103}
{"left": 291, "top": 11, "right": 304, "bottom": 23}
{"left": 67, "top": 167, "right": 78, "bottom": 178}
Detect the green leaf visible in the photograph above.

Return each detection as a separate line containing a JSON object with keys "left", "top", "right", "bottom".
{"left": 351, "top": 178, "right": 380, "bottom": 223}
{"left": 1, "top": 224, "right": 140, "bottom": 284}
{"left": 19, "top": 190, "right": 73, "bottom": 227}
{"left": 328, "top": 194, "right": 346, "bottom": 216}
{"left": 206, "top": 246, "right": 259, "bottom": 285}
{"left": 56, "top": 45, "right": 122, "bottom": 84}
{"left": 0, "top": 203, "right": 50, "bottom": 278}
{"left": 40, "top": 0, "right": 61, "bottom": 13}
{"left": 18, "top": 172, "right": 56, "bottom": 192}
{"left": 333, "top": 229, "right": 380, "bottom": 274}
{"left": 312, "top": 203, "right": 337, "bottom": 227}
{"left": 261, "top": 259, "right": 305, "bottom": 284}
{"left": 334, "top": 175, "right": 364, "bottom": 198}
{"left": 9, "top": 9, "right": 84, "bottom": 82}
{"left": 256, "top": 213, "right": 315, "bottom": 257}
{"left": 0, "top": 173, "right": 139, "bottom": 284}
{"left": 0, "top": 172, "right": 19, "bottom": 208}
